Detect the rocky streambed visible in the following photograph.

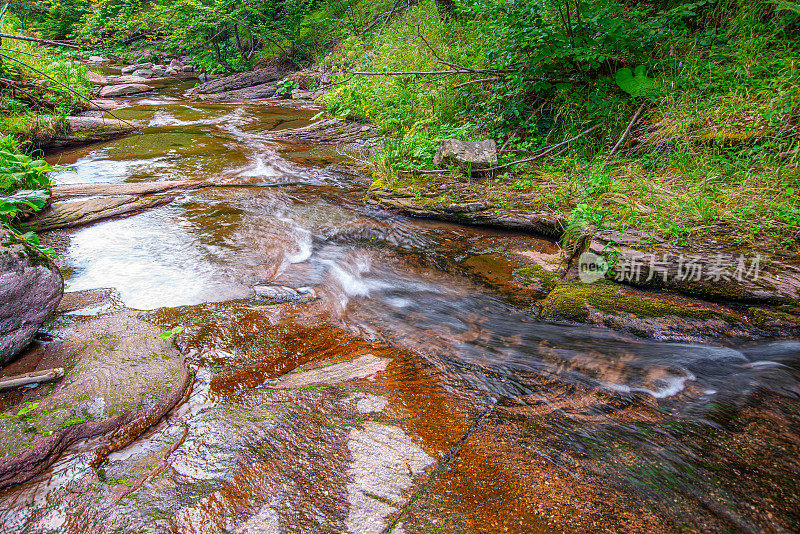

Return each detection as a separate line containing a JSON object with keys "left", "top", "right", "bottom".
{"left": 0, "top": 75, "right": 798, "bottom": 534}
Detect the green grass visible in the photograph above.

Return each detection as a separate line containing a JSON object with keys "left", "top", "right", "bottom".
{"left": 0, "top": 17, "right": 92, "bottom": 140}
{"left": 322, "top": 0, "right": 799, "bottom": 253}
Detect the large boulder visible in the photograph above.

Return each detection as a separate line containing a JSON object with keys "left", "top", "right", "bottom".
{"left": 433, "top": 139, "right": 498, "bottom": 174}
{"left": 84, "top": 71, "right": 105, "bottom": 85}
{"left": 122, "top": 62, "right": 153, "bottom": 75}
{"left": 99, "top": 83, "right": 152, "bottom": 97}
{"left": 0, "top": 228, "right": 63, "bottom": 365}
{"left": 197, "top": 82, "right": 278, "bottom": 102}
{"left": 191, "top": 66, "right": 291, "bottom": 95}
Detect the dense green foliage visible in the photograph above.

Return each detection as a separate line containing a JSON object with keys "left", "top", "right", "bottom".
{"left": 6, "top": 0, "right": 800, "bottom": 250}
{"left": 0, "top": 135, "right": 55, "bottom": 255}
{"left": 0, "top": 13, "right": 91, "bottom": 136}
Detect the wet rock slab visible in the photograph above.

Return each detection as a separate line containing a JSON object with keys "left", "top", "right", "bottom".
{"left": 21, "top": 181, "right": 212, "bottom": 232}
{"left": 0, "top": 310, "right": 189, "bottom": 488}
{"left": 98, "top": 84, "right": 153, "bottom": 98}
{"left": 190, "top": 66, "right": 291, "bottom": 96}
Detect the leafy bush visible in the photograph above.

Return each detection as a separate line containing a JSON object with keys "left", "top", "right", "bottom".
{"left": 0, "top": 136, "right": 55, "bottom": 255}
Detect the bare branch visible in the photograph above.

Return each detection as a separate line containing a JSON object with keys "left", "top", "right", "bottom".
{"left": 453, "top": 77, "right": 501, "bottom": 89}
{"left": 604, "top": 102, "right": 647, "bottom": 164}
{"left": 0, "top": 33, "right": 80, "bottom": 49}
{"left": 485, "top": 124, "right": 601, "bottom": 172}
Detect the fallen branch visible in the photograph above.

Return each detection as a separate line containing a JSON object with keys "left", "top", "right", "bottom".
{"left": 453, "top": 77, "right": 501, "bottom": 89}
{"left": 378, "top": 0, "right": 403, "bottom": 36}
{"left": 0, "top": 78, "right": 50, "bottom": 109}
{"left": 349, "top": 67, "right": 511, "bottom": 76}
{"left": 604, "top": 102, "right": 647, "bottom": 164}
{"left": 0, "top": 368, "right": 64, "bottom": 391}
{"left": 499, "top": 106, "right": 540, "bottom": 154}
{"left": 485, "top": 124, "right": 601, "bottom": 172}
{"left": 0, "top": 33, "right": 80, "bottom": 49}
{"left": 398, "top": 168, "right": 450, "bottom": 175}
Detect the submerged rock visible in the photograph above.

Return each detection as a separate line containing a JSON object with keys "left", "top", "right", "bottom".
{"left": 0, "top": 228, "right": 63, "bottom": 366}
{"left": 538, "top": 280, "right": 757, "bottom": 341}
{"left": 433, "top": 138, "right": 498, "bottom": 174}
{"left": 121, "top": 62, "right": 158, "bottom": 75}
{"left": 99, "top": 83, "right": 152, "bottom": 98}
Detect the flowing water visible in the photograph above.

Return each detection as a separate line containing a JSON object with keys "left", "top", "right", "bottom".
{"left": 1, "top": 80, "right": 799, "bottom": 533}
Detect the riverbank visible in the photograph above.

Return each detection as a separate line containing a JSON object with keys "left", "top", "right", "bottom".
{"left": 2, "top": 71, "right": 799, "bottom": 534}
{"left": 21, "top": 57, "right": 799, "bottom": 344}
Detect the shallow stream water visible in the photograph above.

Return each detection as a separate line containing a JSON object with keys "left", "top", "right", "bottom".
{"left": 1, "top": 80, "right": 798, "bottom": 533}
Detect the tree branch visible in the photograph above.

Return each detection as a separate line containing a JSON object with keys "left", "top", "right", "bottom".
{"left": 485, "top": 124, "right": 601, "bottom": 172}
{"left": 604, "top": 102, "right": 647, "bottom": 164}
{"left": 0, "top": 33, "right": 80, "bottom": 49}
{"left": 0, "top": 53, "right": 136, "bottom": 127}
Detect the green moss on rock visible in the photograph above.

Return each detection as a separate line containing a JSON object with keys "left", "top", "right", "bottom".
{"left": 513, "top": 265, "right": 558, "bottom": 293}
{"left": 749, "top": 307, "right": 800, "bottom": 327}
{"left": 540, "top": 282, "right": 726, "bottom": 322}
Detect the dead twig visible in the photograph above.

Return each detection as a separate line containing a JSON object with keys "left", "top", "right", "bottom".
{"left": 378, "top": 0, "right": 403, "bottom": 36}
{"left": 485, "top": 124, "right": 601, "bottom": 172}
{"left": 453, "top": 77, "right": 501, "bottom": 89}
{"left": 604, "top": 102, "right": 647, "bottom": 164}
{"left": 349, "top": 67, "right": 513, "bottom": 76}
{"left": 0, "top": 33, "right": 80, "bottom": 49}
{"left": 0, "top": 368, "right": 64, "bottom": 391}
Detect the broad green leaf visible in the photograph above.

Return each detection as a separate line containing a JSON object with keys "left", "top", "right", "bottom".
{"left": 615, "top": 66, "right": 658, "bottom": 98}
{"left": 1, "top": 189, "right": 50, "bottom": 210}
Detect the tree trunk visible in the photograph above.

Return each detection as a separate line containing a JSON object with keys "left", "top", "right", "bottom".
{"left": 434, "top": 0, "right": 457, "bottom": 20}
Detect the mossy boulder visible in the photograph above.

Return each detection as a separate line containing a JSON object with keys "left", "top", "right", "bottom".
{"left": 539, "top": 281, "right": 751, "bottom": 341}
{"left": 459, "top": 253, "right": 559, "bottom": 305}
{"left": 748, "top": 306, "right": 800, "bottom": 332}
